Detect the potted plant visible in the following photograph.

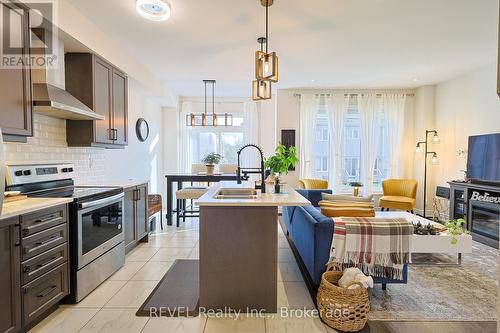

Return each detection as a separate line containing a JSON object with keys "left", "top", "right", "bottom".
{"left": 444, "top": 218, "right": 469, "bottom": 245}
{"left": 264, "top": 145, "right": 299, "bottom": 193}
{"left": 201, "top": 152, "right": 224, "bottom": 175}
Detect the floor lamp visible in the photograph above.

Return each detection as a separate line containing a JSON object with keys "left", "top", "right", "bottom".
{"left": 416, "top": 130, "right": 440, "bottom": 218}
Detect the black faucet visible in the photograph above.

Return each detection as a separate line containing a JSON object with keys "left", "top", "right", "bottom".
{"left": 236, "top": 144, "right": 266, "bottom": 193}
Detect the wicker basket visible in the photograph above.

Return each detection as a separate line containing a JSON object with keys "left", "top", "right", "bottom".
{"left": 316, "top": 268, "right": 370, "bottom": 332}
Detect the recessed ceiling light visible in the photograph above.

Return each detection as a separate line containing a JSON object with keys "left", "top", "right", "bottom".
{"left": 412, "top": 77, "right": 419, "bottom": 82}
{"left": 310, "top": 79, "right": 316, "bottom": 83}
{"left": 136, "top": 0, "right": 171, "bottom": 22}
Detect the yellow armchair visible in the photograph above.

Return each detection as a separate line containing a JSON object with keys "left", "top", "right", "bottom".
{"left": 298, "top": 179, "right": 329, "bottom": 190}
{"left": 379, "top": 179, "right": 418, "bottom": 213}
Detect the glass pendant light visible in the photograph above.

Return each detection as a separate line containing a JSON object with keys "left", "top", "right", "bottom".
{"left": 255, "top": 0, "right": 278, "bottom": 82}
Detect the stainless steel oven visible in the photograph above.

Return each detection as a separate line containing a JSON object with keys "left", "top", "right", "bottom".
{"left": 77, "top": 192, "right": 125, "bottom": 269}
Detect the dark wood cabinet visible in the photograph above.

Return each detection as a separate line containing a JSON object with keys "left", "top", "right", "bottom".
{"left": 112, "top": 69, "right": 128, "bottom": 145}
{"left": 0, "top": 1, "right": 32, "bottom": 143}
{"left": 65, "top": 53, "right": 128, "bottom": 148}
{"left": 135, "top": 184, "right": 148, "bottom": 240}
{"left": 0, "top": 217, "right": 22, "bottom": 333}
{"left": 123, "top": 183, "right": 149, "bottom": 253}
{"left": 123, "top": 189, "right": 136, "bottom": 253}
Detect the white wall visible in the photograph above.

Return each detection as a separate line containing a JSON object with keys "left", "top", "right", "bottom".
{"left": 434, "top": 63, "right": 500, "bottom": 185}
{"left": 103, "top": 79, "right": 165, "bottom": 195}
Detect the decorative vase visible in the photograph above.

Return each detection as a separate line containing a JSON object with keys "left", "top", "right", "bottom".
{"left": 274, "top": 176, "right": 281, "bottom": 194}
{"left": 206, "top": 165, "right": 215, "bottom": 175}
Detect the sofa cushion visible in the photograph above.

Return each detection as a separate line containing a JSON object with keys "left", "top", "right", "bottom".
{"left": 321, "top": 193, "right": 374, "bottom": 202}
{"left": 379, "top": 195, "right": 415, "bottom": 211}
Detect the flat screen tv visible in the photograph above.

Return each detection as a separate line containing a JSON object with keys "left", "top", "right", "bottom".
{"left": 467, "top": 133, "right": 500, "bottom": 184}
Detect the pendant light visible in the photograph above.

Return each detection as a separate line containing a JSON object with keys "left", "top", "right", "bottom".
{"left": 255, "top": 0, "right": 278, "bottom": 82}
{"left": 186, "top": 80, "right": 233, "bottom": 127}
{"left": 252, "top": 37, "right": 272, "bottom": 101}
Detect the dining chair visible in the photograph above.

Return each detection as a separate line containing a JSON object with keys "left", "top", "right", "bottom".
{"left": 219, "top": 164, "right": 238, "bottom": 174}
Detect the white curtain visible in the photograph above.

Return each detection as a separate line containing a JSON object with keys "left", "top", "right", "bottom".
{"left": 242, "top": 101, "right": 260, "bottom": 167}
{"left": 299, "top": 94, "right": 320, "bottom": 179}
{"left": 383, "top": 94, "right": 407, "bottom": 178}
{"left": 325, "top": 94, "right": 350, "bottom": 193}
{"left": 179, "top": 102, "right": 193, "bottom": 172}
{"left": 359, "top": 94, "right": 383, "bottom": 195}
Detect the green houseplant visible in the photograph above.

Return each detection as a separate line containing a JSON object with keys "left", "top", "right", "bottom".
{"left": 201, "top": 153, "right": 224, "bottom": 174}
{"left": 444, "top": 218, "right": 469, "bottom": 245}
{"left": 264, "top": 145, "right": 299, "bottom": 193}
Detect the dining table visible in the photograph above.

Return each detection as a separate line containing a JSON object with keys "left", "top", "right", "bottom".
{"left": 164, "top": 173, "right": 239, "bottom": 226}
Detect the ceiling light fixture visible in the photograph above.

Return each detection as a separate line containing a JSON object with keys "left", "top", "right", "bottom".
{"left": 136, "top": 0, "right": 171, "bottom": 22}
{"left": 252, "top": 37, "right": 272, "bottom": 101}
{"left": 186, "top": 80, "right": 233, "bottom": 127}
{"left": 255, "top": 0, "right": 278, "bottom": 83}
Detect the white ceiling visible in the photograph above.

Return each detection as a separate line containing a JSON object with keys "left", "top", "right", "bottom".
{"left": 66, "top": 0, "right": 498, "bottom": 97}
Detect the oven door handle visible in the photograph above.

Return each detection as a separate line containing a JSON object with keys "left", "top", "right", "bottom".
{"left": 79, "top": 193, "right": 124, "bottom": 209}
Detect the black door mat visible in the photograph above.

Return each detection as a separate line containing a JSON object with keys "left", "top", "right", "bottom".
{"left": 136, "top": 259, "right": 199, "bottom": 317}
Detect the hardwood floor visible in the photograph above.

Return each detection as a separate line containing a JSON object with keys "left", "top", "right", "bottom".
{"left": 359, "top": 321, "right": 497, "bottom": 333}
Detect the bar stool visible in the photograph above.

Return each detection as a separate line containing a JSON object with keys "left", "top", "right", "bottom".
{"left": 175, "top": 187, "right": 208, "bottom": 227}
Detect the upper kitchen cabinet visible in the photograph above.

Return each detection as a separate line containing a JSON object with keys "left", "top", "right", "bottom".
{"left": 65, "top": 53, "right": 128, "bottom": 148}
{"left": 0, "top": 1, "right": 32, "bottom": 143}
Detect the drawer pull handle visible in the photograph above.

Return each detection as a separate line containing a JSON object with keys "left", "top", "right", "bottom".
{"left": 35, "top": 214, "right": 59, "bottom": 223}
{"left": 25, "top": 236, "right": 61, "bottom": 253}
{"left": 35, "top": 235, "right": 58, "bottom": 246}
{"left": 24, "top": 256, "right": 60, "bottom": 274}
{"left": 36, "top": 256, "right": 58, "bottom": 268}
{"left": 36, "top": 285, "right": 58, "bottom": 298}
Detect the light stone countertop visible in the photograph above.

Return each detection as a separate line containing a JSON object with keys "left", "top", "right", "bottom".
{"left": 0, "top": 197, "right": 74, "bottom": 221}
{"left": 196, "top": 185, "right": 311, "bottom": 207}
{"left": 77, "top": 180, "right": 149, "bottom": 189}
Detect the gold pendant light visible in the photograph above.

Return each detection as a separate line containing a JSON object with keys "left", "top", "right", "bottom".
{"left": 186, "top": 80, "right": 233, "bottom": 127}
{"left": 252, "top": 37, "right": 272, "bottom": 101}
{"left": 255, "top": 0, "right": 278, "bottom": 82}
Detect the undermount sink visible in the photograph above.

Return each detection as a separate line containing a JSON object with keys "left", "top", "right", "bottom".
{"left": 213, "top": 188, "right": 259, "bottom": 199}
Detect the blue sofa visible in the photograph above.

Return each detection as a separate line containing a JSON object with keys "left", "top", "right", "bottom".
{"left": 282, "top": 189, "right": 408, "bottom": 289}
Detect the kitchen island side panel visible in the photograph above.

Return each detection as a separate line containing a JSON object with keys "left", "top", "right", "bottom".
{"left": 199, "top": 206, "right": 278, "bottom": 313}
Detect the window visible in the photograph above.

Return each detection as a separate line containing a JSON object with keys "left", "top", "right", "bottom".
{"left": 310, "top": 96, "right": 390, "bottom": 192}
{"left": 315, "top": 157, "right": 328, "bottom": 172}
{"left": 311, "top": 107, "right": 330, "bottom": 180}
{"left": 192, "top": 115, "right": 245, "bottom": 164}
{"left": 316, "top": 127, "right": 329, "bottom": 142}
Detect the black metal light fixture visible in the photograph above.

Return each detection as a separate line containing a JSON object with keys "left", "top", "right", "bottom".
{"left": 416, "top": 129, "right": 440, "bottom": 217}
{"left": 186, "top": 80, "right": 233, "bottom": 127}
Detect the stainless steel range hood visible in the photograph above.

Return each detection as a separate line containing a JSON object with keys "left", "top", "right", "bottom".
{"left": 32, "top": 83, "right": 104, "bottom": 120}
{"left": 31, "top": 30, "right": 104, "bottom": 121}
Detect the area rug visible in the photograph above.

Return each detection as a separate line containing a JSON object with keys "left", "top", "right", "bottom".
{"left": 369, "top": 241, "right": 498, "bottom": 321}
{"left": 136, "top": 259, "right": 199, "bottom": 317}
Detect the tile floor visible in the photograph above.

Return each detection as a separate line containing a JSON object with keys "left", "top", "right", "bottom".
{"left": 28, "top": 213, "right": 331, "bottom": 333}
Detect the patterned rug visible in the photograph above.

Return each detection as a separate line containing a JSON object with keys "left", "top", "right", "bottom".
{"left": 369, "top": 241, "right": 498, "bottom": 321}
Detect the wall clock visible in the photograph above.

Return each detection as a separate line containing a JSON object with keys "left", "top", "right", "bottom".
{"left": 136, "top": 118, "right": 150, "bottom": 142}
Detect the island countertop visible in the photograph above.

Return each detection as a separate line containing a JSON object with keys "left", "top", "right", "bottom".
{"left": 196, "top": 185, "right": 311, "bottom": 207}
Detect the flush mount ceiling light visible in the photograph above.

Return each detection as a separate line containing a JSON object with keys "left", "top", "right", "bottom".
{"left": 136, "top": 0, "right": 171, "bottom": 21}
{"left": 186, "top": 80, "right": 233, "bottom": 127}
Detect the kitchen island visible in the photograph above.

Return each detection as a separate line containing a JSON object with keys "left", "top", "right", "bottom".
{"left": 196, "top": 185, "right": 310, "bottom": 313}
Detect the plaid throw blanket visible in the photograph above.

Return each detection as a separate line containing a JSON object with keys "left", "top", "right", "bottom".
{"left": 329, "top": 217, "right": 414, "bottom": 280}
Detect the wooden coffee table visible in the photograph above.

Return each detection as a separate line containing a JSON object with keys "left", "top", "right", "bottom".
{"left": 376, "top": 211, "right": 473, "bottom": 265}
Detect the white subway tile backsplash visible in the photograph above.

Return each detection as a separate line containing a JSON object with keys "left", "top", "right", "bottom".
{"left": 3, "top": 114, "right": 106, "bottom": 184}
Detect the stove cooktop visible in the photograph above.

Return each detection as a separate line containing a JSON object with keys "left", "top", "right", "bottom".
{"left": 28, "top": 186, "right": 122, "bottom": 201}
